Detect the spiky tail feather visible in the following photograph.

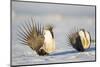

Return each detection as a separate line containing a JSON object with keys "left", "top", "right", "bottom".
{"left": 17, "top": 17, "right": 45, "bottom": 55}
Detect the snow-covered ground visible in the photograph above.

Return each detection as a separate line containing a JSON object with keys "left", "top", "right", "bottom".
{"left": 12, "top": 42, "right": 95, "bottom": 66}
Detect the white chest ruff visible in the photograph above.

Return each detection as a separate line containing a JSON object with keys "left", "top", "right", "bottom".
{"left": 43, "top": 30, "right": 55, "bottom": 53}
{"left": 78, "top": 31, "right": 90, "bottom": 49}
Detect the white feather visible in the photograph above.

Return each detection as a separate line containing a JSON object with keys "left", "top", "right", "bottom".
{"left": 42, "top": 30, "right": 55, "bottom": 53}
{"left": 78, "top": 30, "right": 90, "bottom": 49}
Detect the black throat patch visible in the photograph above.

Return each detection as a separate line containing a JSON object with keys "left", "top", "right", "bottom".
{"left": 49, "top": 30, "right": 54, "bottom": 38}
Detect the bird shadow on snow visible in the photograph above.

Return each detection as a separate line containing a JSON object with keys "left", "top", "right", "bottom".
{"left": 50, "top": 47, "right": 95, "bottom": 56}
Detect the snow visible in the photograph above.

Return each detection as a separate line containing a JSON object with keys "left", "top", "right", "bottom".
{"left": 12, "top": 42, "right": 95, "bottom": 66}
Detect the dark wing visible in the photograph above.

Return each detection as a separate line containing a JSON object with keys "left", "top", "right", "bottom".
{"left": 17, "top": 17, "right": 44, "bottom": 51}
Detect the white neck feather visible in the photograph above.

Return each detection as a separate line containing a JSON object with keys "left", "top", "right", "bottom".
{"left": 42, "top": 30, "right": 55, "bottom": 53}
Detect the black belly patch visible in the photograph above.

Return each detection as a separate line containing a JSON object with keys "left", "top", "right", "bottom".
{"left": 73, "top": 36, "right": 85, "bottom": 52}
{"left": 37, "top": 49, "right": 49, "bottom": 56}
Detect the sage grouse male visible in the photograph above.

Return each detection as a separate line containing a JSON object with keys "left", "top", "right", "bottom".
{"left": 68, "top": 29, "right": 91, "bottom": 52}
{"left": 17, "top": 18, "right": 55, "bottom": 56}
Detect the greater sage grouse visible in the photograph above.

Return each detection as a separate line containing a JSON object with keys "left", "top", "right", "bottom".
{"left": 17, "top": 18, "right": 55, "bottom": 56}
{"left": 68, "top": 29, "right": 91, "bottom": 52}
